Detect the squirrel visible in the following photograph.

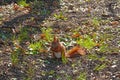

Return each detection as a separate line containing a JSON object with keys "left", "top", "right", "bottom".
{"left": 50, "top": 36, "right": 86, "bottom": 58}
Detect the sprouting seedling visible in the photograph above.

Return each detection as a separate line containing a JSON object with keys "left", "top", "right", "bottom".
{"left": 61, "top": 49, "right": 68, "bottom": 64}
{"left": 41, "top": 27, "right": 53, "bottom": 42}
{"left": 94, "top": 63, "right": 107, "bottom": 71}
{"left": 18, "top": 27, "right": 30, "bottom": 42}
{"left": 98, "top": 43, "right": 108, "bottom": 52}
{"left": 85, "top": 0, "right": 91, "bottom": 2}
{"left": 54, "top": 12, "right": 67, "bottom": 20}
{"left": 17, "top": 0, "right": 29, "bottom": 7}
{"left": 28, "top": 40, "right": 43, "bottom": 54}
{"left": 11, "top": 49, "right": 19, "bottom": 66}
{"left": 77, "top": 72, "right": 86, "bottom": 80}
{"left": 92, "top": 17, "right": 100, "bottom": 27}
{"left": 11, "top": 40, "right": 26, "bottom": 66}
{"left": 87, "top": 53, "right": 99, "bottom": 61}
{"left": 77, "top": 34, "right": 96, "bottom": 50}
{"left": 24, "top": 62, "right": 35, "bottom": 80}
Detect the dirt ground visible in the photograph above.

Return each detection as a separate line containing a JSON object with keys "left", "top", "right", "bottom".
{"left": 0, "top": 0, "right": 120, "bottom": 80}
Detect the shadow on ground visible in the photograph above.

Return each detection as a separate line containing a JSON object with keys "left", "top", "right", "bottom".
{"left": 0, "top": 0, "right": 60, "bottom": 28}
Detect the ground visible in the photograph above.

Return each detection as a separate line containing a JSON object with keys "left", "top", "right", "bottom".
{"left": 0, "top": 0, "right": 120, "bottom": 80}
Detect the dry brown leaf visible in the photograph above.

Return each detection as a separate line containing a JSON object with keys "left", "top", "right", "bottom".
{"left": 72, "top": 33, "right": 81, "bottom": 38}
{"left": 110, "top": 21, "right": 119, "bottom": 27}
{"left": 13, "top": 3, "right": 20, "bottom": 11}
{"left": 0, "top": 7, "right": 3, "bottom": 11}
{"left": 13, "top": 4, "right": 31, "bottom": 13}
{"left": 95, "top": 43, "right": 101, "bottom": 47}
{"left": 40, "top": 34, "right": 46, "bottom": 40}
{"left": 39, "top": 49, "right": 48, "bottom": 53}
{"left": 22, "top": 6, "right": 31, "bottom": 14}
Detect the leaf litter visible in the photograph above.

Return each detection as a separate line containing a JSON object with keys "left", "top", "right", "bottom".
{"left": 0, "top": 0, "right": 120, "bottom": 80}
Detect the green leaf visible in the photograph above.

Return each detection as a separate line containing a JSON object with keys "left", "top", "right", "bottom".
{"left": 77, "top": 35, "right": 96, "bottom": 49}
{"left": 94, "top": 63, "right": 107, "bottom": 71}
{"left": 29, "top": 41, "right": 42, "bottom": 50}
{"left": 41, "top": 27, "right": 53, "bottom": 42}
{"left": 77, "top": 72, "right": 86, "bottom": 80}
{"left": 17, "top": 0, "right": 29, "bottom": 7}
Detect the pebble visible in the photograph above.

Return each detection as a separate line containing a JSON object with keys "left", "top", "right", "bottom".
{"left": 111, "top": 65, "right": 117, "bottom": 68}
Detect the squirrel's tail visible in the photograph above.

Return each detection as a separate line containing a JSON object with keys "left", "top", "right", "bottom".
{"left": 65, "top": 46, "right": 86, "bottom": 58}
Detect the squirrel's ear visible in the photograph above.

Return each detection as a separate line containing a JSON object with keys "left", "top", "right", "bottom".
{"left": 54, "top": 35, "right": 59, "bottom": 42}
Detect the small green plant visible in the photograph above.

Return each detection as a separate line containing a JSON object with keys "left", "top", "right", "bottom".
{"left": 87, "top": 53, "right": 99, "bottom": 61}
{"left": 28, "top": 40, "right": 43, "bottom": 54}
{"left": 98, "top": 43, "right": 108, "bottom": 52}
{"left": 87, "top": 53, "right": 107, "bottom": 62}
{"left": 25, "top": 63, "right": 35, "bottom": 80}
{"left": 61, "top": 51, "right": 68, "bottom": 64}
{"left": 11, "top": 50, "right": 19, "bottom": 66}
{"left": 85, "top": 0, "right": 91, "bottom": 2}
{"left": 54, "top": 12, "right": 67, "bottom": 20}
{"left": 65, "top": 74, "right": 72, "bottom": 80}
{"left": 41, "top": 71, "right": 46, "bottom": 76}
{"left": 94, "top": 63, "right": 107, "bottom": 71}
{"left": 17, "top": 0, "right": 29, "bottom": 7}
{"left": 91, "top": 17, "right": 100, "bottom": 27}
{"left": 40, "top": 8, "right": 50, "bottom": 16}
{"left": 18, "top": 27, "right": 30, "bottom": 42}
{"left": 49, "top": 70, "right": 55, "bottom": 75}
{"left": 41, "top": 27, "right": 53, "bottom": 42}
{"left": 77, "top": 72, "right": 86, "bottom": 80}
{"left": 11, "top": 40, "right": 25, "bottom": 66}
{"left": 77, "top": 35, "right": 96, "bottom": 50}
{"left": 32, "top": 0, "right": 45, "bottom": 8}
{"left": 56, "top": 75, "right": 62, "bottom": 80}
{"left": 99, "top": 56, "right": 106, "bottom": 62}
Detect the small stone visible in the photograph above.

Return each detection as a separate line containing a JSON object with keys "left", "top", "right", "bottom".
{"left": 48, "top": 75, "right": 53, "bottom": 78}
{"left": 73, "top": 70, "right": 78, "bottom": 74}
{"left": 111, "top": 65, "right": 117, "bottom": 68}
{"left": 42, "top": 64, "right": 46, "bottom": 67}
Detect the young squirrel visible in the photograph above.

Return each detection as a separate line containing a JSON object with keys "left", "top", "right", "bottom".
{"left": 50, "top": 36, "right": 86, "bottom": 58}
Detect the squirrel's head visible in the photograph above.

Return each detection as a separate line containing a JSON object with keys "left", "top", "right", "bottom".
{"left": 53, "top": 35, "right": 60, "bottom": 42}
{"left": 50, "top": 35, "right": 61, "bottom": 51}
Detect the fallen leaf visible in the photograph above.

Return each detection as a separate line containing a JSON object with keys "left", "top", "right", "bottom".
{"left": 40, "top": 33, "right": 46, "bottom": 40}
{"left": 0, "top": 7, "right": 3, "bottom": 11}
{"left": 13, "top": 3, "right": 20, "bottom": 11}
{"left": 110, "top": 21, "right": 119, "bottom": 27}
{"left": 95, "top": 43, "right": 101, "bottom": 47}
{"left": 39, "top": 49, "right": 48, "bottom": 53}
{"left": 72, "top": 33, "right": 81, "bottom": 38}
